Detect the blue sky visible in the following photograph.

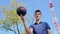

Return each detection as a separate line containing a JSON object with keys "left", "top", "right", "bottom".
{"left": 0, "top": 0, "right": 60, "bottom": 34}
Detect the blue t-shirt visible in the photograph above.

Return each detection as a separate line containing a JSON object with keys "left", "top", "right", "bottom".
{"left": 30, "top": 22, "right": 50, "bottom": 34}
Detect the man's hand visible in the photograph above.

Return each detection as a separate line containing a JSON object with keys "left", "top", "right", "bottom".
{"left": 20, "top": 14, "right": 26, "bottom": 24}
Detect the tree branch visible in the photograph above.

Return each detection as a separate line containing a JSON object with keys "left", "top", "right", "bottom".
{"left": 17, "top": 23, "right": 20, "bottom": 34}
{"left": 2, "top": 27, "right": 14, "bottom": 32}
{"left": 13, "top": 22, "right": 17, "bottom": 34}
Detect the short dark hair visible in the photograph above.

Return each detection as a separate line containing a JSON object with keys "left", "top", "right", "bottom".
{"left": 35, "top": 10, "right": 41, "bottom": 14}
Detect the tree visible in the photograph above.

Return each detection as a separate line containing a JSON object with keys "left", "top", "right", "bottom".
{"left": 0, "top": 0, "right": 22, "bottom": 34}
{"left": 0, "top": 0, "right": 34, "bottom": 34}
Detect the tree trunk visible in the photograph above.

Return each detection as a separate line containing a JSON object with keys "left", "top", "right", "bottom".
{"left": 17, "top": 23, "right": 20, "bottom": 34}
{"left": 13, "top": 22, "right": 17, "bottom": 34}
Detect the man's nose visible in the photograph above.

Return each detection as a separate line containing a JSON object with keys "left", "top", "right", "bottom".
{"left": 37, "top": 16, "right": 39, "bottom": 17}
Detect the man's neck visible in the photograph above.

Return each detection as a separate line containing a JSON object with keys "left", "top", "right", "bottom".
{"left": 36, "top": 20, "right": 40, "bottom": 24}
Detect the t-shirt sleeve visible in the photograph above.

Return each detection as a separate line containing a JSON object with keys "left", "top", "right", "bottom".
{"left": 45, "top": 23, "right": 51, "bottom": 29}
{"left": 30, "top": 25, "right": 33, "bottom": 28}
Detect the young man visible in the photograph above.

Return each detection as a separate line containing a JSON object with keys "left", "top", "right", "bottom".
{"left": 20, "top": 10, "right": 51, "bottom": 34}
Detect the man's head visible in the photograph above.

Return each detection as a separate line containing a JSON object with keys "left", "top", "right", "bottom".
{"left": 35, "top": 10, "right": 42, "bottom": 21}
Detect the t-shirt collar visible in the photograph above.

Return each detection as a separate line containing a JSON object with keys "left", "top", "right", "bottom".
{"left": 34, "top": 22, "right": 42, "bottom": 25}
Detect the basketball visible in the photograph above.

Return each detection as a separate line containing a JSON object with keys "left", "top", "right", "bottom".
{"left": 16, "top": 7, "right": 27, "bottom": 16}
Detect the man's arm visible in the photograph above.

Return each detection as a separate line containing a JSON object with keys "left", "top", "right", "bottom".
{"left": 20, "top": 15, "right": 33, "bottom": 34}
{"left": 23, "top": 23, "right": 33, "bottom": 34}
{"left": 47, "top": 29, "right": 51, "bottom": 34}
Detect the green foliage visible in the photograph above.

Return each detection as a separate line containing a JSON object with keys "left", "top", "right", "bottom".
{"left": 0, "top": 0, "right": 23, "bottom": 34}
{"left": 4, "top": 10, "right": 21, "bottom": 25}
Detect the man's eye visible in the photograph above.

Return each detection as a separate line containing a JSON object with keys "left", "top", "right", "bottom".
{"left": 39, "top": 14, "right": 40, "bottom": 15}
{"left": 35, "top": 14, "right": 37, "bottom": 15}
{"left": 35, "top": 14, "right": 40, "bottom": 15}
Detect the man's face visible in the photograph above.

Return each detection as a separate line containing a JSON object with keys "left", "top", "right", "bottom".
{"left": 35, "top": 12, "right": 41, "bottom": 20}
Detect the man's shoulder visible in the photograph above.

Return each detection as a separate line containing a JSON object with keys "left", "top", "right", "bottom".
{"left": 31, "top": 22, "right": 47, "bottom": 25}
{"left": 41, "top": 22, "right": 49, "bottom": 25}
{"left": 36, "top": 22, "right": 47, "bottom": 24}
{"left": 41, "top": 22, "right": 47, "bottom": 23}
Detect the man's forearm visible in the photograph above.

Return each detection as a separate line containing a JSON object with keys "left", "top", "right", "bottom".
{"left": 20, "top": 16, "right": 32, "bottom": 34}
{"left": 23, "top": 23, "right": 32, "bottom": 34}
{"left": 47, "top": 29, "right": 51, "bottom": 34}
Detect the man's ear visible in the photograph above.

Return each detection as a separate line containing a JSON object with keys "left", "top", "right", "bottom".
{"left": 40, "top": 14, "right": 42, "bottom": 16}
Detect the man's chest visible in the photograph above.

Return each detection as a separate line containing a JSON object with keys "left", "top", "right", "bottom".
{"left": 33, "top": 24, "right": 47, "bottom": 34}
